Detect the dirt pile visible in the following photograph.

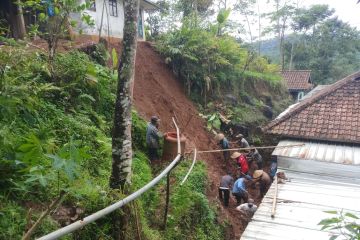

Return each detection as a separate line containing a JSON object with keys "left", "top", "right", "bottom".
{"left": 134, "top": 41, "right": 256, "bottom": 239}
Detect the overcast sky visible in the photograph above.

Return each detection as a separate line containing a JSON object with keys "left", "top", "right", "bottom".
{"left": 301, "top": 0, "right": 360, "bottom": 28}
{"left": 224, "top": 0, "right": 360, "bottom": 41}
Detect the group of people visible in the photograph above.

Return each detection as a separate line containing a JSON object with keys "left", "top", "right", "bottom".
{"left": 145, "top": 116, "right": 272, "bottom": 216}
{"left": 216, "top": 133, "right": 271, "bottom": 215}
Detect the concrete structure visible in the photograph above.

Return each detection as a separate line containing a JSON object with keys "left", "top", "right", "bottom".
{"left": 74, "top": 0, "right": 159, "bottom": 40}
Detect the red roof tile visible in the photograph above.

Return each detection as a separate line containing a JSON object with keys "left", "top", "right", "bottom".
{"left": 282, "top": 70, "right": 313, "bottom": 91}
{"left": 264, "top": 71, "right": 360, "bottom": 144}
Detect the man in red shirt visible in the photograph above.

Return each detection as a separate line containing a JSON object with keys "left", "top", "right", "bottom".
{"left": 231, "top": 152, "right": 249, "bottom": 175}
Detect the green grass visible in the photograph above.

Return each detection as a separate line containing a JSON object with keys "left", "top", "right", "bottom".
{"left": 0, "top": 44, "right": 224, "bottom": 240}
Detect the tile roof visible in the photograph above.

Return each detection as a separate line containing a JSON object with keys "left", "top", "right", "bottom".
{"left": 282, "top": 70, "right": 313, "bottom": 91}
{"left": 264, "top": 71, "right": 360, "bottom": 144}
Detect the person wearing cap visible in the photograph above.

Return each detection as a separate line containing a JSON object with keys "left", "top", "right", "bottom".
{"left": 236, "top": 198, "right": 257, "bottom": 215}
{"left": 232, "top": 177, "right": 249, "bottom": 205}
{"left": 247, "top": 146, "right": 263, "bottom": 169}
{"left": 218, "top": 171, "right": 234, "bottom": 207}
{"left": 231, "top": 152, "right": 249, "bottom": 175}
{"left": 235, "top": 134, "right": 250, "bottom": 150}
{"left": 252, "top": 170, "right": 271, "bottom": 197}
{"left": 215, "top": 133, "right": 230, "bottom": 163}
{"left": 146, "top": 116, "right": 162, "bottom": 162}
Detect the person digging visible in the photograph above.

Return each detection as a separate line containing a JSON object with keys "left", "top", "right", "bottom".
{"left": 218, "top": 171, "right": 234, "bottom": 207}
{"left": 231, "top": 151, "right": 249, "bottom": 175}
{"left": 236, "top": 198, "right": 257, "bottom": 215}
{"left": 234, "top": 134, "right": 250, "bottom": 150}
{"left": 215, "top": 133, "right": 230, "bottom": 166}
{"left": 247, "top": 146, "right": 263, "bottom": 169}
{"left": 252, "top": 170, "right": 271, "bottom": 197}
{"left": 146, "top": 116, "right": 162, "bottom": 163}
{"left": 232, "top": 176, "right": 250, "bottom": 205}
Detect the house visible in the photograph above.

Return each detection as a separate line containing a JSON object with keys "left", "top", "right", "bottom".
{"left": 282, "top": 70, "right": 313, "bottom": 101}
{"left": 74, "top": 0, "right": 159, "bottom": 41}
{"left": 241, "top": 71, "right": 360, "bottom": 239}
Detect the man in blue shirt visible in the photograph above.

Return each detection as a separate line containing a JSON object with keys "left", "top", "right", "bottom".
{"left": 232, "top": 177, "right": 250, "bottom": 205}
{"left": 146, "top": 116, "right": 162, "bottom": 162}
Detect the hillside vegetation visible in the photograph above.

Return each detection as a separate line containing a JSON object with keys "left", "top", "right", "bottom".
{"left": 155, "top": 23, "right": 291, "bottom": 135}
{"left": 0, "top": 44, "right": 224, "bottom": 239}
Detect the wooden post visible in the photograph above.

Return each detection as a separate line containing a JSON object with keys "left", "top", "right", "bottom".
{"left": 163, "top": 172, "right": 171, "bottom": 229}
{"left": 271, "top": 175, "right": 278, "bottom": 218}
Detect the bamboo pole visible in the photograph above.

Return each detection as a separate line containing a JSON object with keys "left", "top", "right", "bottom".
{"left": 163, "top": 172, "right": 171, "bottom": 229}
{"left": 22, "top": 192, "right": 66, "bottom": 240}
{"left": 271, "top": 175, "right": 278, "bottom": 218}
{"left": 197, "top": 143, "right": 304, "bottom": 153}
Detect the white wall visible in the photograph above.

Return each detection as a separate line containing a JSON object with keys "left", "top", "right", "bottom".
{"left": 73, "top": 0, "right": 145, "bottom": 39}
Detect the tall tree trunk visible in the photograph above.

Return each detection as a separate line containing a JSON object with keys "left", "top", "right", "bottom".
{"left": 110, "top": 0, "right": 139, "bottom": 190}
{"left": 257, "top": 0, "right": 261, "bottom": 55}
{"left": 110, "top": 1, "right": 139, "bottom": 238}
{"left": 15, "top": 0, "right": 26, "bottom": 39}
{"left": 280, "top": 17, "right": 287, "bottom": 70}
{"left": 245, "top": 14, "right": 253, "bottom": 44}
{"left": 289, "top": 41, "right": 294, "bottom": 70}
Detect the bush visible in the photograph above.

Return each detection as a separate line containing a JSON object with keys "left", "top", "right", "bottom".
{"left": 155, "top": 25, "right": 282, "bottom": 105}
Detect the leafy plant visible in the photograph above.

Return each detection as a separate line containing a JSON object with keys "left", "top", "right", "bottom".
{"left": 206, "top": 113, "right": 221, "bottom": 131}
{"left": 22, "top": 0, "right": 95, "bottom": 76}
{"left": 318, "top": 210, "right": 360, "bottom": 240}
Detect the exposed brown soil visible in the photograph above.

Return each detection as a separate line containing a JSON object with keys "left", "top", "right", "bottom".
{"left": 133, "top": 41, "right": 263, "bottom": 239}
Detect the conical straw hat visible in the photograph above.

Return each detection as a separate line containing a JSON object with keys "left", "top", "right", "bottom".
{"left": 231, "top": 152, "right": 241, "bottom": 159}
{"left": 215, "top": 133, "right": 224, "bottom": 141}
{"left": 253, "top": 170, "right": 264, "bottom": 179}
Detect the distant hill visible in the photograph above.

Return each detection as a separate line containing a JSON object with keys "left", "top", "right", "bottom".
{"left": 256, "top": 38, "right": 279, "bottom": 63}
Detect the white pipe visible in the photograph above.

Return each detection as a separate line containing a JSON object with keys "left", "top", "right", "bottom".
{"left": 172, "top": 117, "right": 181, "bottom": 154}
{"left": 38, "top": 154, "right": 181, "bottom": 240}
{"left": 38, "top": 118, "right": 183, "bottom": 240}
{"left": 180, "top": 149, "right": 197, "bottom": 185}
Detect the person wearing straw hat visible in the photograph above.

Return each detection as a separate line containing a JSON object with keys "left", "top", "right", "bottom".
{"left": 252, "top": 170, "right": 271, "bottom": 197}
{"left": 215, "top": 133, "right": 230, "bottom": 164}
{"left": 231, "top": 152, "right": 249, "bottom": 175}
{"left": 235, "top": 134, "right": 250, "bottom": 150}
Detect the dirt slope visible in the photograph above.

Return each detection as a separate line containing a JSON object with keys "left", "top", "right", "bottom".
{"left": 134, "top": 41, "right": 251, "bottom": 239}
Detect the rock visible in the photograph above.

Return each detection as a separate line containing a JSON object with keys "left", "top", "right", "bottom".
{"left": 264, "top": 96, "right": 273, "bottom": 107}
{"left": 230, "top": 123, "right": 249, "bottom": 137}
{"left": 224, "top": 94, "right": 238, "bottom": 105}
{"left": 241, "top": 95, "right": 254, "bottom": 106}
{"left": 262, "top": 105, "right": 273, "bottom": 119}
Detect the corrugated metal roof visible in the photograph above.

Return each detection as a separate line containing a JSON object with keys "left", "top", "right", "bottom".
{"left": 241, "top": 170, "right": 360, "bottom": 240}
{"left": 301, "top": 85, "right": 330, "bottom": 101}
{"left": 273, "top": 139, "right": 360, "bottom": 165}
